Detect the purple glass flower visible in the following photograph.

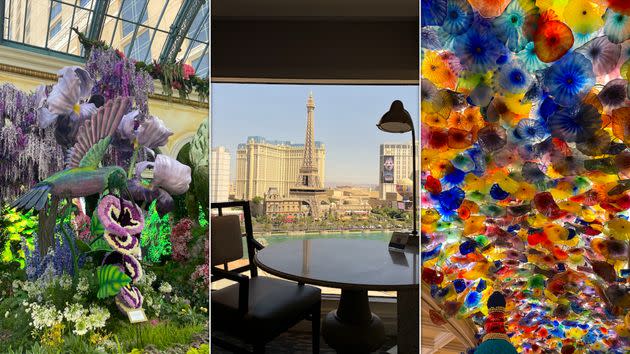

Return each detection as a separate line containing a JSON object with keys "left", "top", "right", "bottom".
{"left": 137, "top": 116, "right": 173, "bottom": 148}
{"left": 97, "top": 195, "right": 145, "bottom": 236}
{"left": 47, "top": 66, "right": 95, "bottom": 116}
{"left": 136, "top": 154, "right": 191, "bottom": 195}
{"left": 117, "top": 110, "right": 140, "bottom": 141}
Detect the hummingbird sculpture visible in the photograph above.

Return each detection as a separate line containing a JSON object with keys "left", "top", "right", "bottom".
{"left": 12, "top": 96, "right": 131, "bottom": 212}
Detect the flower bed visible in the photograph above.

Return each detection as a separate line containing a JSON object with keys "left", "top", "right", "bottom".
{"left": 0, "top": 46, "right": 209, "bottom": 353}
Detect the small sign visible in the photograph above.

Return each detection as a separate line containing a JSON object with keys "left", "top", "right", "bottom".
{"left": 388, "top": 232, "right": 409, "bottom": 252}
{"left": 127, "top": 308, "right": 148, "bottom": 323}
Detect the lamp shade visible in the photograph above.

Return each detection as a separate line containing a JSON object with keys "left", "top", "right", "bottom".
{"left": 377, "top": 100, "right": 413, "bottom": 133}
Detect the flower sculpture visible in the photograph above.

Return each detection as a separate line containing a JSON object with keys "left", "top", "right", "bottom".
{"left": 423, "top": 1, "right": 630, "bottom": 352}
{"left": 96, "top": 192, "right": 146, "bottom": 312}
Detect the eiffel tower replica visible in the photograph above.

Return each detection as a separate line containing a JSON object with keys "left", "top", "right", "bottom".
{"left": 289, "top": 92, "right": 327, "bottom": 218}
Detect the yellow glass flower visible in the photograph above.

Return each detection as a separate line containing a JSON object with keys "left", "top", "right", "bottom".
{"left": 563, "top": 0, "right": 604, "bottom": 34}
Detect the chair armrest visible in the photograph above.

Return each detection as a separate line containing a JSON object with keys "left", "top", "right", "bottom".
{"left": 251, "top": 238, "right": 265, "bottom": 250}
{"left": 211, "top": 267, "right": 249, "bottom": 316}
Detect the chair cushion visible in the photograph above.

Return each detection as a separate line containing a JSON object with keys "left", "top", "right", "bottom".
{"left": 211, "top": 215, "right": 244, "bottom": 266}
{"left": 212, "top": 276, "right": 321, "bottom": 342}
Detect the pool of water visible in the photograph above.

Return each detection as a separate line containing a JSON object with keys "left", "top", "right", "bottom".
{"left": 242, "top": 231, "right": 391, "bottom": 258}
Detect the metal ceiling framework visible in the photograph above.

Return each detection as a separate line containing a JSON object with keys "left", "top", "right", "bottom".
{"left": 0, "top": 0, "right": 209, "bottom": 76}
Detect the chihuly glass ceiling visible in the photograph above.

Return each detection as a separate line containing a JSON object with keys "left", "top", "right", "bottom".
{"left": 0, "top": 0, "right": 208, "bottom": 77}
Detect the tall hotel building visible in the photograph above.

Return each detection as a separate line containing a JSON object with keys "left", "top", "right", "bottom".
{"left": 211, "top": 146, "right": 231, "bottom": 202}
{"left": 378, "top": 142, "right": 416, "bottom": 200}
{"left": 235, "top": 137, "right": 325, "bottom": 200}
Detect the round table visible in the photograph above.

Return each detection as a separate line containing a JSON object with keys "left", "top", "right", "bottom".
{"left": 254, "top": 239, "right": 419, "bottom": 353}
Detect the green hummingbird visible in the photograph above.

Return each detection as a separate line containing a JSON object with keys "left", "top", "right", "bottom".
{"left": 12, "top": 97, "right": 131, "bottom": 212}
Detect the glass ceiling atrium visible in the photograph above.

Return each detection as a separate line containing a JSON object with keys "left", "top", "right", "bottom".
{"left": 0, "top": 0, "right": 209, "bottom": 77}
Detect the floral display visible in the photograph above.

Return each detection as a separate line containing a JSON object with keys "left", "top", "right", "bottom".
{"left": 422, "top": 0, "right": 630, "bottom": 352}
{"left": 0, "top": 45, "right": 207, "bottom": 352}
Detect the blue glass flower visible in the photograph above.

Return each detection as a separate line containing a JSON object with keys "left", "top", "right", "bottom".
{"left": 547, "top": 103, "right": 602, "bottom": 142}
{"left": 459, "top": 239, "right": 477, "bottom": 255}
{"left": 443, "top": 0, "right": 473, "bottom": 35}
{"left": 464, "top": 290, "right": 481, "bottom": 307}
{"left": 438, "top": 187, "right": 465, "bottom": 210}
{"left": 493, "top": 0, "right": 531, "bottom": 52}
{"left": 421, "top": 0, "right": 447, "bottom": 27}
{"left": 604, "top": 9, "right": 630, "bottom": 44}
{"left": 442, "top": 167, "right": 467, "bottom": 187}
{"left": 542, "top": 52, "right": 595, "bottom": 107}
{"left": 453, "top": 22, "right": 506, "bottom": 73}
{"left": 516, "top": 119, "right": 547, "bottom": 143}
{"left": 494, "top": 61, "right": 531, "bottom": 94}
{"left": 517, "top": 42, "right": 548, "bottom": 72}
{"left": 490, "top": 183, "right": 510, "bottom": 200}
{"left": 421, "top": 27, "right": 442, "bottom": 50}
{"left": 453, "top": 278, "right": 466, "bottom": 293}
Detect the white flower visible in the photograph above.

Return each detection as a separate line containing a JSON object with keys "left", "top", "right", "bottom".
{"left": 28, "top": 303, "right": 62, "bottom": 330}
{"left": 73, "top": 317, "right": 89, "bottom": 336}
{"left": 158, "top": 282, "right": 172, "bottom": 294}
{"left": 77, "top": 277, "right": 90, "bottom": 293}
{"left": 87, "top": 306, "right": 110, "bottom": 329}
{"left": 4, "top": 311, "right": 8, "bottom": 318}
{"left": 63, "top": 303, "right": 86, "bottom": 323}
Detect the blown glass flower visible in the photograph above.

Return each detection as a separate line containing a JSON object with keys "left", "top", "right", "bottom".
{"left": 493, "top": 0, "right": 535, "bottom": 52}
{"left": 443, "top": 0, "right": 473, "bottom": 35}
{"left": 575, "top": 36, "right": 621, "bottom": 76}
{"left": 547, "top": 103, "right": 602, "bottom": 143}
{"left": 422, "top": 0, "right": 447, "bottom": 26}
{"left": 534, "top": 19, "right": 574, "bottom": 63}
{"left": 493, "top": 61, "right": 531, "bottom": 94}
{"left": 604, "top": 9, "right": 630, "bottom": 44}
{"left": 453, "top": 22, "right": 506, "bottom": 73}
{"left": 542, "top": 52, "right": 595, "bottom": 106}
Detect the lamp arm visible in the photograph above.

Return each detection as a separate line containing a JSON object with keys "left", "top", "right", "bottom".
{"left": 411, "top": 125, "right": 418, "bottom": 236}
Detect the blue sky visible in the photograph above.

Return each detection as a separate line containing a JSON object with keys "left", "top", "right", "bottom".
{"left": 211, "top": 84, "right": 418, "bottom": 186}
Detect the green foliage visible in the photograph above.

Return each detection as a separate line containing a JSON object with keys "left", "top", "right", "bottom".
{"left": 141, "top": 201, "right": 172, "bottom": 263}
{"left": 114, "top": 320, "right": 205, "bottom": 351}
{"left": 187, "top": 343, "right": 210, "bottom": 354}
{"left": 1, "top": 206, "right": 37, "bottom": 267}
{"left": 96, "top": 265, "right": 132, "bottom": 299}
{"left": 252, "top": 196, "right": 264, "bottom": 204}
{"left": 79, "top": 136, "right": 112, "bottom": 168}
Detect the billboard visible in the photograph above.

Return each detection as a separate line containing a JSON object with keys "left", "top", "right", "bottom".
{"left": 382, "top": 155, "right": 394, "bottom": 183}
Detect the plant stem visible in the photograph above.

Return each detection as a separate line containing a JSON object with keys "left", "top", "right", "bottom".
{"left": 128, "top": 140, "right": 140, "bottom": 179}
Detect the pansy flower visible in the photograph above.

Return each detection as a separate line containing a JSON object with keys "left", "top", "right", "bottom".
{"left": 116, "top": 285, "right": 143, "bottom": 311}
{"left": 97, "top": 195, "right": 145, "bottom": 237}
{"left": 104, "top": 232, "right": 141, "bottom": 256}
{"left": 103, "top": 252, "right": 143, "bottom": 283}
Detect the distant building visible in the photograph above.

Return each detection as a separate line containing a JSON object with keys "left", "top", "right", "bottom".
{"left": 378, "top": 142, "right": 417, "bottom": 200}
{"left": 211, "top": 146, "right": 231, "bottom": 202}
{"left": 263, "top": 188, "right": 305, "bottom": 218}
{"left": 235, "top": 137, "right": 326, "bottom": 200}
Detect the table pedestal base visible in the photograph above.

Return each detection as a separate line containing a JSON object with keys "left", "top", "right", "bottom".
{"left": 321, "top": 289, "right": 385, "bottom": 353}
